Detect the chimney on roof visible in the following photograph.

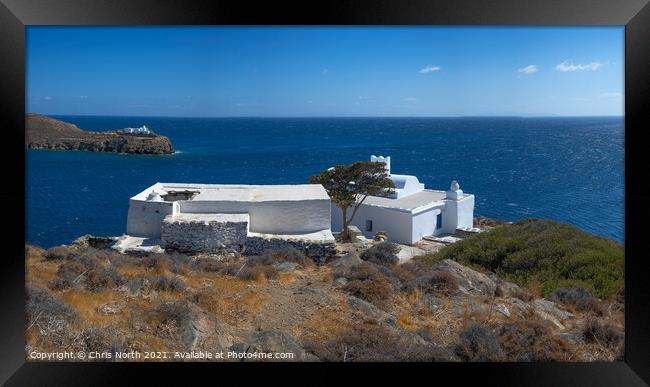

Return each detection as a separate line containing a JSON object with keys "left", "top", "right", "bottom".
{"left": 447, "top": 180, "right": 464, "bottom": 200}
{"left": 370, "top": 155, "right": 391, "bottom": 174}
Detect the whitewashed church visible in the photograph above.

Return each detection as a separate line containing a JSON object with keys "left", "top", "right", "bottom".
{"left": 121, "top": 155, "right": 474, "bottom": 255}
{"left": 330, "top": 156, "right": 475, "bottom": 244}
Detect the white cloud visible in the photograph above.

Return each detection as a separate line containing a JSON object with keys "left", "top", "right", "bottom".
{"left": 517, "top": 65, "right": 538, "bottom": 75}
{"left": 419, "top": 65, "right": 441, "bottom": 74}
{"left": 555, "top": 60, "right": 604, "bottom": 72}
{"left": 600, "top": 92, "right": 622, "bottom": 98}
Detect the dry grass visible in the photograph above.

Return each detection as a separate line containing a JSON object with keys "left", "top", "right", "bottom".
{"left": 398, "top": 313, "right": 419, "bottom": 330}
{"left": 26, "top": 246, "right": 59, "bottom": 287}
{"left": 115, "top": 265, "right": 149, "bottom": 278}
{"left": 526, "top": 280, "right": 543, "bottom": 298}
{"left": 301, "top": 299, "right": 353, "bottom": 338}
{"left": 58, "top": 290, "right": 123, "bottom": 326}
{"left": 26, "top": 261, "right": 59, "bottom": 288}
{"left": 191, "top": 274, "right": 270, "bottom": 327}
{"left": 304, "top": 319, "right": 453, "bottom": 361}
{"left": 278, "top": 271, "right": 300, "bottom": 284}
{"left": 391, "top": 290, "right": 461, "bottom": 347}
{"left": 242, "top": 291, "right": 271, "bottom": 311}
{"left": 318, "top": 267, "right": 334, "bottom": 284}
{"left": 26, "top": 243, "right": 625, "bottom": 362}
{"left": 153, "top": 259, "right": 168, "bottom": 275}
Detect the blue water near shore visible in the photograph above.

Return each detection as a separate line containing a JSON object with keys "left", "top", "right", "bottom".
{"left": 26, "top": 116, "right": 624, "bottom": 247}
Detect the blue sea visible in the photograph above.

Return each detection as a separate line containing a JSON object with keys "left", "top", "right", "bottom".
{"left": 26, "top": 116, "right": 624, "bottom": 247}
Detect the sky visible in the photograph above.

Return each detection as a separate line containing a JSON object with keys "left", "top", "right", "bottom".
{"left": 26, "top": 26, "right": 624, "bottom": 117}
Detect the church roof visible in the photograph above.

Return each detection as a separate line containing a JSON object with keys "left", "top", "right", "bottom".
{"left": 363, "top": 189, "right": 447, "bottom": 213}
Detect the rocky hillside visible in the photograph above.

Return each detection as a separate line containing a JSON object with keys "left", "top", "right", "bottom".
{"left": 26, "top": 113, "right": 174, "bottom": 155}
{"left": 25, "top": 223, "right": 624, "bottom": 362}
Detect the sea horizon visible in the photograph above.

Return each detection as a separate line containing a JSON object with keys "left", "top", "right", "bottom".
{"left": 33, "top": 112, "right": 625, "bottom": 119}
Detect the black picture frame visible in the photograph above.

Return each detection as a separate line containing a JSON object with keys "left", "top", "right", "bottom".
{"left": 1, "top": 0, "right": 649, "bottom": 385}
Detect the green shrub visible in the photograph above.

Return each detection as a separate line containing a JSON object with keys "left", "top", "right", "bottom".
{"left": 85, "top": 267, "right": 126, "bottom": 291}
{"left": 341, "top": 263, "right": 393, "bottom": 306}
{"left": 304, "top": 321, "right": 454, "bottom": 361}
{"left": 550, "top": 286, "right": 603, "bottom": 314}
{"left": 455, "top": 324, "right": 502, "bottom": 362}
{"left": 423, "top": 271, "right": 459, "bottom": 296}
{"left": 262, "top": 247, "right": 311, "bottom": 265}
{"left": 49, "top": 255, "right": 117, "bottom": 291}
{"left": 26, "top": 286, "right": 75, "bottom": 324}
{"left": 159, "top": 253, "right": 193, "bottom": 274}
{"left": 191, "top": 257, "right": 223, "bottom": 272}
{"left": 243, "top": 247, "right": 311, "bottom": 268}
{"left": 151, "top": 275, "right": 186, "bottom": 292}
{"left": 75, "top": 326, "right": 128, "bottom": 357}
{"left": 236, "top": 264, "right": 278, "bottom": 280}
{"left": 360, "top": 242, "right": 400, "bottom": 267}
{"left": 417, "top": 219, "right": 623, "bottom": 298}
{"left": 228, "top": 248, "right": 309, "bottom": 280}
{"left": 582, "top": 318, "right": 624, "bottom": 347}
{"left": 498, "top": 320, "right": 571, "bottom": 361}
{"left": 44, "top": 246, "right": 75, "bottom": 261}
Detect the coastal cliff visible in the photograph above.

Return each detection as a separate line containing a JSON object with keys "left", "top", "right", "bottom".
{"left": 26, "top": 113, "right": 174, "bottom": 155}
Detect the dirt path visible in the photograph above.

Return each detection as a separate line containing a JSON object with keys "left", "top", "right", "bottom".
{"left": 255, "top": 268, "right": 350, "bottom": 338}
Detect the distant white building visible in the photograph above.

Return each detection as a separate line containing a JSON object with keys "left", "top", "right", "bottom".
{"left": 330, "top": 156, "right": 476, "bottom": 245}
{"left": 118, "top": 125, "right": 151, "bottom": 135}
{"left": 125, "top": 183, "right": 335, "bottom": 257}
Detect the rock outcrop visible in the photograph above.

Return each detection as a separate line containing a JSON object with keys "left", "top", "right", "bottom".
{"left": 26, "top": 113, "right": 174, "bottom": 155}
{"left": 347, "top": 296, "right": 398, "bottom": 328}
{"left": 430, "top": 259, "right": 497, "bottom": 296}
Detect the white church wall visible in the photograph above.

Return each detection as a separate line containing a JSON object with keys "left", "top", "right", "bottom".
{"left": 442, "top": 200, "right": 458, "bottom": 234}
{"left": 412, "top": 206, "right": 444, "bottom": 241}
{"left": 441, "top": 194, "right": 475, "bottom": 234}
{"left": 331, "top": 203, "right": 415, "bottom": 244}
{"left": 330, "top": 203, "right": 344, "bottom": 235}
{"left": 126, "top": 199, "right": 176, "bottom": 238}
{"left": 178, "top": 199, "right": 331, "bottom": 234}
{"left": 455, "top": 194, "right": 475, "bottom": 229}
